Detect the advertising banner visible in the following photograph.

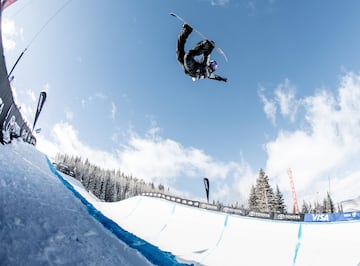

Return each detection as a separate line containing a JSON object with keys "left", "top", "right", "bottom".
{"left": 223, "top": 206, "right": 245, "bottom": 216}
{"left": 305, "top": 212, "right": 360, "bottom": 222}
{"left": 304, "top": 213, "right": 333, "bottom": 222}
{"left": 248, "top": 211, "right": 274, "bottom": 219}
{"left": 333, "top": 211, "right": 360, "bottom": 222}
{"left": 274, "top": 213, "right": 304, "bottom": 222}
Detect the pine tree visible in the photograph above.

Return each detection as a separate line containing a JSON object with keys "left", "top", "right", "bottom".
{"left": 314, "top": 201, "right": 322, "bottom": 213}
{"left": 337, "top": 202, "right": 343, "bottom": 213}
{"left": 323, "top": 192, "right": 335, "bottom": 213}
{"left": 53, "top": 152, "right": 177, "bottom": 202}
{"left": 104, "top": 171, "right": 116, "bottom": 202}
{"left": 301, "top": 200, "right": 311, "bottom": 213}
{"left": 254, "top": 169, "right": 276, "bottom": 212}
{"left": 274, "top": 185, "right": 286, "bottom": 213}
{"left": 248, "top": 185, "right": 257, "bottom": 210}
{"left": 98, "top": 177, "right": 106, "bottom": 201}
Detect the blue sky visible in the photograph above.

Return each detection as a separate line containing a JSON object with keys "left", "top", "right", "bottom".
{"left": 3, "top": 0, "right": 360, "bottom": 208}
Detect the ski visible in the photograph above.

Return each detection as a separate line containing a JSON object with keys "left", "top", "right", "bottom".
{"left": 170, "top": 12, "right": 228, "bottom": 62}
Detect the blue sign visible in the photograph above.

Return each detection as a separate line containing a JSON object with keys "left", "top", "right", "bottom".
{"left": 333, "top": 211, "right": 360, "bottom": 221}
{"left": 304, "top": 211, "right": 360, "bottom": 222}
{"left": 304, "top": 213, "right": 332, "bottom": 222}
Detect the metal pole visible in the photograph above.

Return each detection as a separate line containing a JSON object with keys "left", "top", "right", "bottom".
{"left": 7, "top": 48, "right": 26, "bottom": 78}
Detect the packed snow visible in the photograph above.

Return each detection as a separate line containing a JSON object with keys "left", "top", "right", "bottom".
{"left": 1, "top": 141, "right": 360, "bottom": 265}
{"left": 86, "top": 194, "right": 360, "bottom": 265}
{"left": 0, "top": 141, "right": 184, "bottom": 266}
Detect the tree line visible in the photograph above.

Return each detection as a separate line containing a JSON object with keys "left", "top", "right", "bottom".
{"left": 54, "top": 153, "right": 166, "bottom": 202}
{"left": 55, "top": 153, "right": 342, "bottom": 214}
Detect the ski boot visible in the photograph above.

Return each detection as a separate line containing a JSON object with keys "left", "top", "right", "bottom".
{"left": 201, "top": 39, "right": 215, "bottom": 50}
{"left": 195, "top": 39, "right": 215, "bottom": 56}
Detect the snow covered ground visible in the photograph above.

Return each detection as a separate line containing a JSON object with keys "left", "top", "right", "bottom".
{"left": 0, "top": 141, "right": 184, "bottom": 266}
{"left": 85, "top": 194, "right": 360, "bottom": 265}
{"left": 2, "top": 141, "right": 360, "bottom": 266}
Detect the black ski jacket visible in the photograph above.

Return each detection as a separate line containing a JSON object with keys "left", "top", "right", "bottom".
{"left": 176, "top": 26, "right": 227, "bottom": 82}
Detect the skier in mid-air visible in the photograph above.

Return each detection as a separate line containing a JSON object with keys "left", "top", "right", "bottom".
{"left": 176, "top": 24, "right": 227, "bottom": 82}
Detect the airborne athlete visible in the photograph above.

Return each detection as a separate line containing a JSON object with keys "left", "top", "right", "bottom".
{"left": 176, "top": 23, "right": 228, "bottom": 83}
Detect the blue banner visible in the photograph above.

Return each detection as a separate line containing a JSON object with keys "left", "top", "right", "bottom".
{"left": 304, "top": 213, "right": 333, "bottom": 222}
{"left": 333, "top": 211, "right": 360, "bottom": 221}
{"left": 304, "top": 211, "right": 360, "bottom": 222}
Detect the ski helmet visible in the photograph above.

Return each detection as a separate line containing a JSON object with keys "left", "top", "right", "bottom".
{"left": 209, "top": 60, "right": 218, "bottom": 72}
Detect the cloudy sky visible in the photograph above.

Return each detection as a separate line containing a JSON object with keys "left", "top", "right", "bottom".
{"left": 3, "top": 0, "right": 360, "bottom": 208}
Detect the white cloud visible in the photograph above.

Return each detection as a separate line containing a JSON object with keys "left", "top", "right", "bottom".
{"left": 117, "top": 134, "right": 239, "bottom": 184}
{"left": 274, "top": 79, "right": 298, "bottom": 122}
{"left": 38, "top": 122, "right": 240, "bottom": 184}
{"left": 211, "top": 154, "right": 256, "bottom": 204}
{"left": 258, "top": 87, "right": 277, "bottom": 125}
{"left": 2, "top": 18, "right": 17, "bottom": 50}
{"left": 36, "top": 121, "right": 251, "bottom": 204}
{"left": 209, "top": 0, "right": 230, "bottom": 6}
{"left": 35, "top": 72, "right": 360, "bottom": 208}
{"left": 37, "top": 122, "right": 119, "bottom": 169}
{"left": 26, "top": 89, "right": 36, "bottom": 102}
{"left": 264, "top": 72, "right": 360, "bottom": 205}
{"left": 259, "top": 80, "right": 299, "bottom": 125}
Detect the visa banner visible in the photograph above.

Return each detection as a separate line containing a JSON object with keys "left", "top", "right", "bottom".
{"left": 304, "top": 211, "right": 360, "bottom": 222}
{"left": 304, "top": 213, "right": 333, "bottom": 222}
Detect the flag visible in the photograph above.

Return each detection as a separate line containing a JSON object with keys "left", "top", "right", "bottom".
{"left": 1, "top": 0, "right": 17, "bottom": 11}
{"left": 33, "top": 91, "right": 47, "bottom": 131}
{"left": 203, "top": 178, "right": 210, "bottom": 203}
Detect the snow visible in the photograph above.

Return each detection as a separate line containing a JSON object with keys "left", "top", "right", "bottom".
{"left": 89, "top": 195, "right": 360, "bottom": 265}
{"left": 2, "top": 141, "right": 360, "bottom": 266}
{"left": 0, "top": 141, "right": 183, "bottom": 266}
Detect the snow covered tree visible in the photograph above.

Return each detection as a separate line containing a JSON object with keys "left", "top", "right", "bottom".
{"left": 313, "top": 201, "right": 322, "bottom": 213}
{"left": 337, "top": 202, "right": 343, "bottom": 213}
{"left": 301, "top": 200, "right": 311, "bottom": 213}
{"left": 53, "top": 153, "right": 175, "bottom": 202}
{"left": 248, "top": 185, "right": 257, "bottom": 210}
{"left": 301, "top": 194, "right": 338, "bottom": 214}
{"left": 105, "top": 173, "right": 117, "bottom": 202}
{"left": 274, "top": 185, "right": 287, "bottom": 213}
{"left": 254, "top": 169, "right": 276, "bottom": 212}
{"left": 323, "top": 192, "right": 335, "bottom": 213}
{"left": 97, "top": 177, "right": 106, "bottom": 201}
